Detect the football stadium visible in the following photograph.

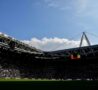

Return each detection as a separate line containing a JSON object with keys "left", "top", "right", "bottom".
{"left": 0, "top": 32, "right": 98, "bottom": 80}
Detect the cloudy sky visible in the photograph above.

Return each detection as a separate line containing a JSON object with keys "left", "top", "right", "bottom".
{"left": 0, "top": 0, "right": 98, "bottom": 51}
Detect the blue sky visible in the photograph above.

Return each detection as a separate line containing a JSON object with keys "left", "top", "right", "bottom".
{"left": 1, "top": 0, "right": 98, "bottom": 50}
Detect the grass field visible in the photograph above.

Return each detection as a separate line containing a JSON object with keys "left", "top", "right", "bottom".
{"left": 0, "top": 78, "right": 97, "bottom": 89}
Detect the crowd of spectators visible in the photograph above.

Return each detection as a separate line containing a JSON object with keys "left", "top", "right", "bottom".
{"left": 0, "top": 44, "right": 98, "bottom": 80}
{"left": 0, "top": 65, "right": 20, "bottom": 78}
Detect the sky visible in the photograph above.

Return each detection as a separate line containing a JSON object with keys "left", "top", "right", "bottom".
{"left": 0, "top": 0, "right": 98, "bottom": 51}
